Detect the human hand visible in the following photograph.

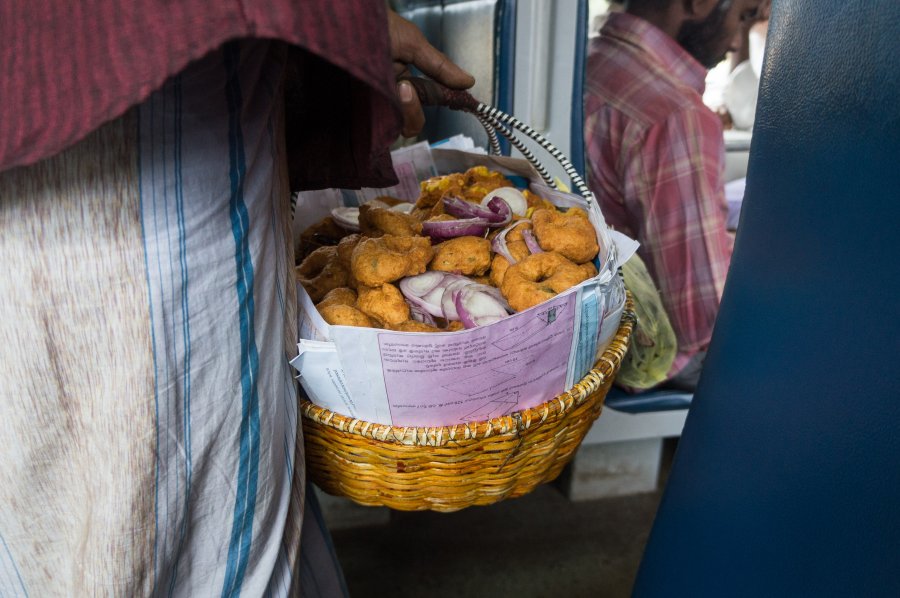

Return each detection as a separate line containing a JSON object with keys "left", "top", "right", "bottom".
{"left": 388, "top": 11, "right": 476, "bottom": 137}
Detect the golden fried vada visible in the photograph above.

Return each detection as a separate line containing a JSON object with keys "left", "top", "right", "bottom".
{"left": 350, "top": 235, "right": 433, "bottom": 287}
{"left": 415, "top": 172, "right": 465, "bottom": 209}
{"left": 505, "top": 222, "right": 534, "bottom": 262}
{"left": 388, "top": 320, "right": 443, "bottom": 333}
{"left": 461, "top": 166, "right": 513, "bottom": 202}
{"left": 429, "top": 236, "right": 492, "bottom": 276}
{"left": 524, "top": 190, "right": 556, "bottom": 212}
{"left": 415, "top": 166, "right": 513, "bottom": 210}
{"left": 489, "top": 254, "right": 511, "bottom": 287}
{"left": 531, "top": 207, "right": 599, "bottom": 263}
{"left": 500, "top": 252, "right": 597, "bottom": 312}
{"left": 359, "top": 204, "right": 422, "bottom": 237}
{"left": 356, "top": 283, "right": 410, "bottom": 326}
{"left": 336, "top": 234, "right": 362, "bottom": 268}
{"left": 318, "top": 304, "right": 373, "bottom": 328}
{"left": 316, "top": 287, "right": 358, "bottom": 310}
{"left": 296, "top": 246, "right": 349, "bottom": 303}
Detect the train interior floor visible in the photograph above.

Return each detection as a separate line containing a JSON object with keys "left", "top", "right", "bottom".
{"left": 323, "top": 438, "right": 678, "bottom": 598}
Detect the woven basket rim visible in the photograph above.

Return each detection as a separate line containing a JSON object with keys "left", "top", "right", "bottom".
{"left": 301, "top": 295, "right": 634, "bottom": 445}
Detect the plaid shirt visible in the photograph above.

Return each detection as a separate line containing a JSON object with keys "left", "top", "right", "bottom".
{"left": 584, "top": 12, "right": 733, "bottom": 378}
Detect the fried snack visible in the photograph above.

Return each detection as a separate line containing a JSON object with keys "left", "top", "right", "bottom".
{"left": 415, "top": 166, "right": 513, "bottom": 209}
{"left": 359, "top": 204, "right": 422, "bottom": 237}
{"left": 488, "top": 222, "right": 535, "bottom": 287}
{"left": 296, "top": 246, "right": 349, "bottom": 303}
{"left": 316, "top": 287, "right": 358, "bottom": 310}
{"left": 489, "top": 255, "right": 511, "bottom": 287}
{"left": 461, "top": 165, "right": 514, "bottom": 202}
{"left": 350, "top": 235, "right": 433, "bottom": 287}
{"left": 531, "top": 207, "right": 599, "bottom": 263}
{"left": 297, "top": 216, "right": 349, "bottom": 262}
{"left": 445, "top": 321, "right": 466, "bottom": 332}
{"left": 415, "top": 172, "right": 465, "bottom": 209}
{"left": 388, "top": 320, "right": 444, "bottom": 333}
{"left": 336, "top": 234, "right": 362, "bottom": 268}
{"left": 318, "top": 304, "right": 373, "bottom": 328}
{"left": 524, "top": 189, "right": 556, "bottom": 212}
{"left": 334, "top": 234, "right": 363, "bottom": 288}
{"left": 430, "top": 236, "right": 492, "bottom": 276}
{"left": 356, "top": 283, "right": 410, "bottom": 326}
{"left": 505, "top": 222, "right": 533, "bottom": 262}
{"left": 500, "top": 252, "right": 597, "bottom": 312}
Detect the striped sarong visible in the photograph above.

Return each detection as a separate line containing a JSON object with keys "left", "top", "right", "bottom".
{"left": 0, "top": 40, "right": 346, "bottom": 597}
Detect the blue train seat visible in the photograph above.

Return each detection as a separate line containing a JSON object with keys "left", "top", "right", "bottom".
{"left": 634, "top": 0, "right": 900, "bottom": 595}
{"left": 603, "top": 386, "right": 692, "bottom": 414}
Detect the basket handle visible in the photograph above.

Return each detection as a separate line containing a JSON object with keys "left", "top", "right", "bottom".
{"left": 403, "top": 77, "right": 596, "bottom": 205}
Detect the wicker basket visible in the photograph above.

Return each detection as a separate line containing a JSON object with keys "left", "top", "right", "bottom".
{"left": 301, "top": 296, "right": 634, "bottom": 512}
{"left": 300, "top": 79, "right": 634, "bottom": 512}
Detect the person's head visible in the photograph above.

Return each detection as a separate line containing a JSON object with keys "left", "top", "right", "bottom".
{"left": 624, "top": 0, "right": 769, "bottom": 68}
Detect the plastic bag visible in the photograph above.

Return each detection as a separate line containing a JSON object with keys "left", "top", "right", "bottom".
{"left": 615, "top": 253, "right": 677, "bottom": 389}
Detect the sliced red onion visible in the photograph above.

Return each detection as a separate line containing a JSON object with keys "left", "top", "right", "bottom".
{"left": 481, "top": 187, "right": 528, "bottom": 217}
{"left": 402, "top": 272, "right": 511, "bottom": 325}
{"left": 454, "top": 285, "right": 512, "bottom": 328}
{"left": 421, "top": 280, "right": 451, "bottom": 310}
{"left": 440, "top": 279, "right": 474, "bottom": 321}
{"left": 477, "top": 283, "right": 511, "bottom": 309}
{"left": 399, "top": 272, "right": 449, "bottom": 317}
{"left": 490, "top": 220, "right": 531, "bottom": 265}
{"left": 522, "top": 228, "right": 544, "bottom": 254}
{"left": 409, "top": 305, "right": 438, "bottom": 326}
{"left": 331, "top": 206, "right": 360, "bottom": 231}
{"left": 421, "top": 218, "right": 489, "bottom": 241}
{"left": 484, "top": 196, "right": 513, "bottom": 226}
{"left": 443, "top": 196, "right": 511, "bottom": 226}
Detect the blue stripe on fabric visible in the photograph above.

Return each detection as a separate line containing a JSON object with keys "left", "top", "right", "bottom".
{"left": 0, "top": 533, "right": 28, "bottom": 597}
{"left": 169, "top": 73, "right": 195, "bottom": 597}
{"left": 138, "top": 97, "right": 164, "bottom": 594}
{"left": 221, "top": 41, "right": 263, "bottom": 598}
{"left": 153, "top": 84, "right": 176, "bottom": 586}
{"left": 160, "top": 78, "right": 182, "bottom": 577}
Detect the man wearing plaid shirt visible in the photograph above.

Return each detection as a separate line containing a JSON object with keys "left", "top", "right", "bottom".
{"left": 585, "top": 0, "right": 768, "bottom": 389}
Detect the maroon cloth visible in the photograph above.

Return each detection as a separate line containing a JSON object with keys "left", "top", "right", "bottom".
{"left": 0, "top": 1, "right": 403, "bottom": 189}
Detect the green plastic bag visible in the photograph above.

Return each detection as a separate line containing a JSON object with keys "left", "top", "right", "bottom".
{"left": 616, "top": 253, "right": 677, "bottom": 389}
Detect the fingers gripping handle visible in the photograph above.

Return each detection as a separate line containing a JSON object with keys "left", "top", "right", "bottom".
{"left": 403, "top": 77, "right": 480, "bottom": 112}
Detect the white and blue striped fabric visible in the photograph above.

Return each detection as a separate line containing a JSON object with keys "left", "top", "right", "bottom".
{"left": 0, "top": 40, "right": 347, "bottom": 597}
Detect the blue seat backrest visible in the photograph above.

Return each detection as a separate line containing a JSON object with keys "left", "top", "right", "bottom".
{"left": 634, "top": 1, "right": 900, "bottom": 596}
{"left": 393, "top": 0, "right": 516, "bottom": 153}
